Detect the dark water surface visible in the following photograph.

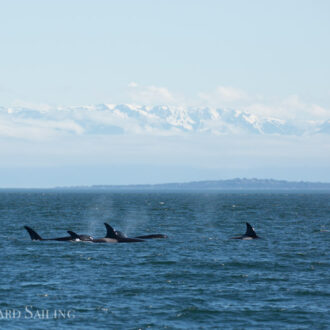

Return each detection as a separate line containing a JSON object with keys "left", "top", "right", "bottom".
{"left": 0, "top": 191, "right": 329, "bottom": 329}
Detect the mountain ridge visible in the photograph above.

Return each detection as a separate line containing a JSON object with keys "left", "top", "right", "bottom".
{"left": 55, "top": 178, "right": 330, "bottom": 191}
{"left": 1, "top": 104, "right": 329, "bottom": 136}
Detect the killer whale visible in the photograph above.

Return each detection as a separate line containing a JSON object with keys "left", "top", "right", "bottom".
{"left": 67, "top": 223, "right": 145, "bottom": 243}
{"left": 111, "top": 226, "right": 168, "bottom": 240}
{"left": 100, "top": 223, "right": 145, "bottom": 243}
{"left": 24, "top": 226, "right": 73, "bottom": 241}
{"left": 24, "top": 223, "right": 166, "bottom": 243}
{"left": 231, "top": 222, "right": 260, "bottom": 240}
{"left": 68, "top": 230, "right": 117, "bottom": 243}
{"left": 135, "top": 234, "right": 168, "bottom": 239}
{"left": 66, "top": 231, "right": 94, "bottom": 242}
{"left": 115, "top": 231, "right": 168, "bottom": 240}
{"left": 24, "top": 226, "right": 93, "bottom": 242}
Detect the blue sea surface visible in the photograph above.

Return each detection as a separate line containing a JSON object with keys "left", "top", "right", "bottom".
{"left": 0, "top": 191, "right": 329, "bottom": 329}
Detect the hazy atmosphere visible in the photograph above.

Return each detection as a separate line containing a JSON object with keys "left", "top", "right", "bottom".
{"left": 1, "top": 0, "right": 330, "bottom": 187}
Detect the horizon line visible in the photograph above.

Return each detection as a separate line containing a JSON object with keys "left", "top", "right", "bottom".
{"left": 1, "top": 177, "right": 330, "bottom": 190}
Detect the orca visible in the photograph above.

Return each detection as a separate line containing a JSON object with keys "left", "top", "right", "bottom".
{"left": 113, "top": 227, "right": 167, "bottom": 240}
{"left": 95, "top": 223, "right": 144, "bottom": 243}
{"left": 67, "top": 223, "right": 143, "bottom": 243}
{"left": 231, "top": 222, "right": 260, "bottom": 240}
{"left": 24, "top": 226, "right": 93, "bottom": 242}
{"left": 135, "top": 234, "right": 168, "bottom": 239}
{"left": 66, "top": 231, "right": 94, "bottom": 242}
{"left": 67, "top": 228, "right": 118, "bottom": 243}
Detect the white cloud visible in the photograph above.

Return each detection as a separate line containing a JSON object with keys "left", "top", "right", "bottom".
{"left": 276, "top": 94, "right": 313, "bottom": 120}
{"left": 278, "top": 95, "right": 329, "bottom": 121}
{"left": 124, "top": 84, "right": 330, "bottom": 121}
{"left": 11, "top": 100, "right": 53, "bottom": 112}
{"left": 0, "top": 115, "right": 84, "bottom": 140}
{"left": 283, "top": 94, "right": 305, "bottom": 109}
{"left": 310, "top": 104, "right": 329, "bottom": 119}
{"left": 215, "top": 86, "right": 248, "bottom": 102}
{"left": 128, "top": 84, "right": 181, "bottom": 105}
{"left": 128, "top": 82, "right": 138, "bottom": 88}
{"left": 196, "top": 87, "right": 330, "bottom": 121}
{"left": 198, "top": 86, "right": 248, "bottom": 106}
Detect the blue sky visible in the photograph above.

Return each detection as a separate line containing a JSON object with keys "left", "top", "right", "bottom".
{"left": 1, "top": 0, "right": 330, "bottom": 106}
{"left": 0, "top": 0, "right": 330, "bottom": 187}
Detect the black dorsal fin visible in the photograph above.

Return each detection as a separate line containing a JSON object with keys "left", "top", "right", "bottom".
{"left": 67, "top": 231, "right": 80, "bottom": 239}
{"left": 24, "top": 226, "right": 43, "bottom": 240}
{"left": 245, "top": 222, "right": 257, "bottom": 238}
{"left": 104, "top": 223, "right": 117, "bottom": 239}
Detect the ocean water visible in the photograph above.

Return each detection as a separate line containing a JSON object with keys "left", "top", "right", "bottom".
{"left": 0, "top": 191, "right": 329, "bottom": 329}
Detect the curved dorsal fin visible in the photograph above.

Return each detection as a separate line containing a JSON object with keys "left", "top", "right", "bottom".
{"left": 104, "top": 223, "right": 117, "bottom": 239}
{"left": 67, "top": 231, "right": 80, "bottom": 239}
{"left": 245, "top": 222, "right": 257, "bottom": 238}
{"left": 24, "top": 226, "right": 43, "bottom": 240}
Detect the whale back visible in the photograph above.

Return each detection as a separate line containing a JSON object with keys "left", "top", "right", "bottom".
{"left": 135, "top": 234, "right": 168, "bottom": 239}
{"left": 79, "top": 234, "right": 94, "bottom": 241}
{"left": 115, "top": 230, "right": 127, "bottom": 238}
{"left": 67, "top": 231, "right": 80, "bottom": 240}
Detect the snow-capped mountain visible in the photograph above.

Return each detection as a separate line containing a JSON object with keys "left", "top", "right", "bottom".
{"left": 0, "top": 104, "right": 328, "bottom": 137}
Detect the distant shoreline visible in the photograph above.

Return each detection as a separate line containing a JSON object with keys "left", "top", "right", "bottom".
{"left": 1, "top": 178, "right": 330, "bottom": 191}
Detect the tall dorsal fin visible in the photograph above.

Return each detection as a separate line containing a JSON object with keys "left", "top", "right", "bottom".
{"left": 104, "top": 223, "right": 117, "bottom": 239}
{"left": 245, "top": 222, "right": 257, "bottom": 238}
{"left": 24, "top": 226, "right": 43, "bottom": 240}
{"left": 67, "top": 231, "right": 80, "bottom": 239}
